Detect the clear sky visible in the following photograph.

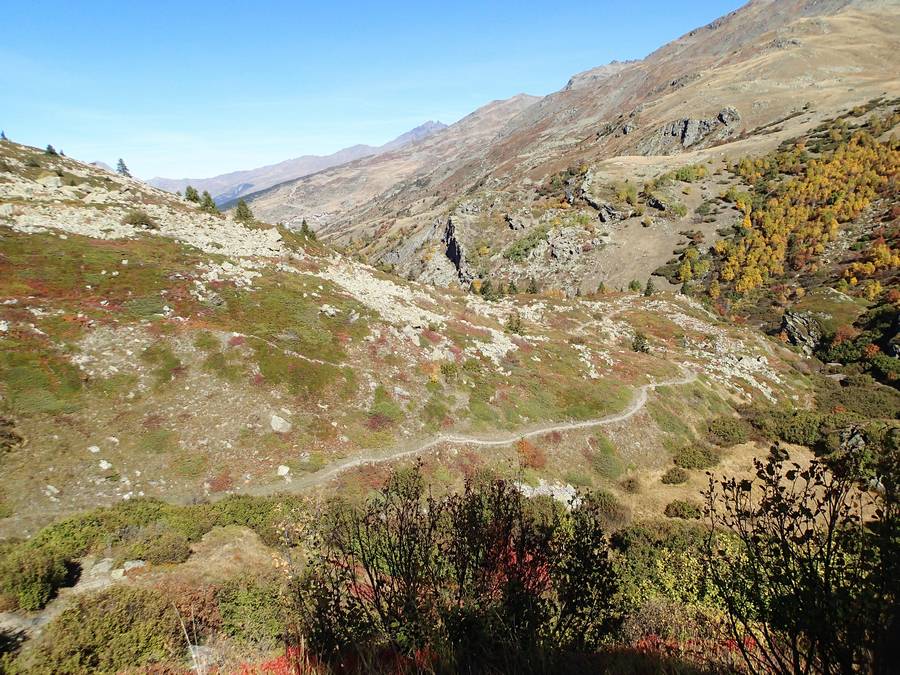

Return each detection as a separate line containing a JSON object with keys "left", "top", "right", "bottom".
{"left": 2, "top": 1, "right": 745, "bottom": 179}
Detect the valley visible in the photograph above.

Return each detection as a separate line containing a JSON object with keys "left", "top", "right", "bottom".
{"left": 1, "top": 1, "right": 898, "bottom": 673}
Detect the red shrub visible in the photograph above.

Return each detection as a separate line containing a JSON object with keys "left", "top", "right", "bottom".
{"left": 517, "top": 438, "right": 546, "bottom": 469}
{"left": 207, "top": 470, "right": 234, "bottom": 493}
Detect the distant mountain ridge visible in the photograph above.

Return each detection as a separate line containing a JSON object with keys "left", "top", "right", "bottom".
{"left": 148, "top": 120, "right": 447, "bottom": 204}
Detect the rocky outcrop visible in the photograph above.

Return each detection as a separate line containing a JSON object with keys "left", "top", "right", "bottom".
{"left": 444, "top": 217, "right": 473, "bottom": 283}
{"left": 780, "top": 311, "right": 823, "bottom": 356}
{"left": 637, "top": 107, "right": 742, "bottom": 155}
{"left": 548, "top": 227, "right": 583, "bottom": 263}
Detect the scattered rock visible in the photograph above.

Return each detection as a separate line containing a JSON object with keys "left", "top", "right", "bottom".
{"left": 277, "top": 465, "right": 290, "bottom": 477}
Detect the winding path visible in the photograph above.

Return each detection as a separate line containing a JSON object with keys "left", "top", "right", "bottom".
{"left": 256, "top": 368, "right": 697, "bottom": 494}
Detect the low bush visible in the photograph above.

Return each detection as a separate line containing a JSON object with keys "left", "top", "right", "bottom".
{"left": 218, "top": 575, "right": 285, "bottom": 645}
{"left": 619, "top": 477, "right": 641, "bottom": 493}
{"left": 673, "top": 445, "right": 719, "bottom": 470}
{"left": 0, "top": 546, "right": 68, "bottom": 610}
{"left": 706, "top": 416, "right": 750, "bottom": 446}
{"left": 660, "top": 467, "right": 689, "bottom": 485}
{"left": 664, "top": 500, "right": 702, "bottom": 520}
{"left": 125, "top": 526, "right": 191, "bottom": 565}
{"left": 21, "top": 586, "right": 181, "bottom": 672}
{"left": 121, "top": 209, "right": 157, "bottom": 229}
{"left": 589, "top": 490, "right": 631, "bottom": 530}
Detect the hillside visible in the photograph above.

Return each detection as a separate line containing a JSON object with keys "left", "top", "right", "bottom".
{"left": 241, "top": 0, "right": 900, "bottom": 294}
{"left": 1, "top": 1, "right": 899, "bottom": 672}
{"left": 0, "top": 139, "right": 809, "bottom": 538}
{"left": 148, "top": 120, "right": 447, "bottom": 204}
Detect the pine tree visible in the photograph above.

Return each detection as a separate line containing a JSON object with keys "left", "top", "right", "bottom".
{"left": 234, "top": 199, "right": 254, "bottom": 223}
{"left": 643, "top": 278, "right": 655, "bottom": 297}
{"left": 0, "top": 130, "right": 7, "bottom": 141}
{"left": 184, "top": 185, "right": 200, "bottom": 203}
{"left": 507, "top": 279, "right": 518, "bottom": 295}
{"left": 45, "top": 144, "right": 58, "bottom": 156}
{"left": 628, "top": 279, "right": 642, "bottom": 292}
{"left": 527, "top": 277, "right": 538, "bottom": 294}
{"left": 116, "top": 159, "right": 131, "bottom": 177}
{"left": 300, "top": 219, "right": 317, "bottom": 240}
{"left": 597, "top": 281, "right": 607, "bottom": 295}
{"left": 199, "top": 191, "right": 219, "bottom": 214}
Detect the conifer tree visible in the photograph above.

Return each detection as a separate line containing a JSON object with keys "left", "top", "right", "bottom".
{"left": 300, "top": 219, "right": 317, "bottom": 240}
{"left": 0, "top": 130, "right": 7, "bottom": 141}
{"left": 45, "top": 144, "right": 57, "bottom": 156}
{"left": 527, "top": 277, "right": 538, "bottom": 294}
{"left": 644, "top": 278, "right": 655, "bottom": 297}
{"left": 116, "top": 159, "right": 131, "bottom": 177}
{"left": 234, "top": 199, "right": 254, "bottom": 223}
{"left": 184, "top": 185, "right": 200, "bottom": 203}
{"left": 199, "top": 191, "right": 219, "bottom": 214}
{"left": 507, "top": 279, "right": 518, "bottom": 295}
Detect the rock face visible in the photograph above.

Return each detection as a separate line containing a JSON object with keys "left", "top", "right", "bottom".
{"left": 637, "top": 107, "right": 742, "bottom": 155}
{"left": 780, "top": 311, "right": 823, "bottom": 356}
{"left": 443, "top": 218, "right": 473, "bottom": 283}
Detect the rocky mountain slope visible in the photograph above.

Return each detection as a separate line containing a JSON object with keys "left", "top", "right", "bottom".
{"left": 148, "top": 120, "right": 447, "bottom": 204}
{"left": 241, "top": 0, "right": 900, "bottom": 294}
{"left": 0, "top": 139, "right": 807, "bottom": 540}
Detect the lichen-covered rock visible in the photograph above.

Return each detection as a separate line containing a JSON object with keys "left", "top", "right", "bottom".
{"left": 780, "top": 311, "right": 823, "bottom": 356}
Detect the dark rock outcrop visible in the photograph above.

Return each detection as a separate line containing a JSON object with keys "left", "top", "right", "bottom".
{"left": 780, "top": 311, "right": 823, "bottom": 356}
{"left": 444, "top": 217, "right": 473, "bottom": 283}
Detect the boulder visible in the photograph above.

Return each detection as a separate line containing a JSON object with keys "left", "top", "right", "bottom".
{"left": 36, "top": 174, "right": 63, "bottom": 188}
{"left": 270, "top": 414, "right": 292, "bottom": 434}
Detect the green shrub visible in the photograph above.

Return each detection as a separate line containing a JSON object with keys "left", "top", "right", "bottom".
{"left": 121, "top": 209, "right": 157, "bottom": 229}
{"left": 193, "top": 331, "right": 220, "bottom": 351}
{"left": 218, "top": 575, "right": 284, "bottom": 645}
{"left": 673, "top": 445, "right": 719, "bottom": 470}
{"left": 0, "top": 546, "right": 68, "bottom": 610}
{"left": 664, "top": 500, "right": 702, "bottom": 520}
{"left": 140, "top": 343, "right": 182, "bottom": 387}
{"left": 503, "top": 224, "right": 550, "bottom": 262}
{"left": 661, "top": 467, "right": 689, "bottom": 485}
{"left": 125, "top": 526, "right": 191, "bottom": 565}
{"left": 707, "top": 416, "right": 750, "bottom": 446}
{"left": 24, "top": 586, "right": 181, "bottom": 672}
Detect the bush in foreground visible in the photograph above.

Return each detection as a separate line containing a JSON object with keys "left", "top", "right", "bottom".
{"left": 22, "top": 586, "right": 181, "bottom": 672}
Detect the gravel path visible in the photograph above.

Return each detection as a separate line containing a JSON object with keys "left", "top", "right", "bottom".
{"left": 246, "top": 367, "right": 697, "bottom": 495}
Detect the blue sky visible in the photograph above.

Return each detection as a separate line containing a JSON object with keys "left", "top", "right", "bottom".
{"left": 2, "top": 1, "right": 744, "bottom": 179}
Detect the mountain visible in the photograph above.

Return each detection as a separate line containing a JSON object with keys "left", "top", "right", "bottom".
{"left": 240, "top": 94, "right": 540, "bottom": 227}
{"left": 148, "top": 120, "right": 447, "bottom": 204}
{"left": 241, "top": 0, "right": 900, "bottom": 293}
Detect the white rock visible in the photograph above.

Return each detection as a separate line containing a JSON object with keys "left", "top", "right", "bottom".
{"left": 277, "top": 465, "right": 290, "bottom": 477}
{"left": 270, "top": 414, "right": 292, "bottom": 433}
{"left": 99, "top": 459, "right": 112, "bottom": 470}
{"left": 88, "top": 445, "right": 100, "bottom": 453}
